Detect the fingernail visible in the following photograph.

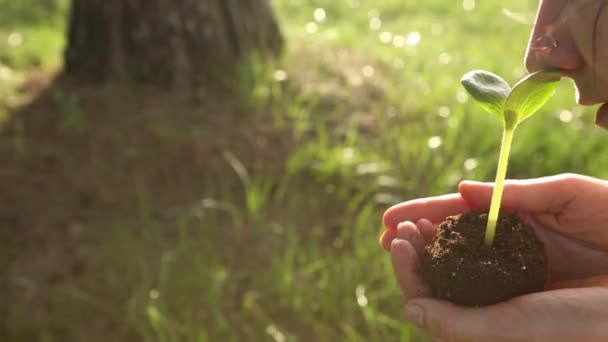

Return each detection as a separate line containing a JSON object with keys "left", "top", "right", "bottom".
{"left": 460, "top": 180, "right": 486, "bottom": 185}
{"left": 404, "top": 303, "right": 424, "bottom": 327}
{"left": 397, "top": 221, "right": 414, "bottom": 229}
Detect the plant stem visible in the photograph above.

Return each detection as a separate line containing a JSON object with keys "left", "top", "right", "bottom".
{"left": 484, "top": 128, "right": 515, "bottom": 246}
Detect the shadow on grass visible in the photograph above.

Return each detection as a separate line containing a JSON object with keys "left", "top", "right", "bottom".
{"left": 2, "top": 59, "right": 412, "bottom": 341}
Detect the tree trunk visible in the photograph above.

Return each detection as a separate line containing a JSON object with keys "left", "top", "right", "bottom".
{"left": 64, "top": 0, "right": 283, "bottom": 89}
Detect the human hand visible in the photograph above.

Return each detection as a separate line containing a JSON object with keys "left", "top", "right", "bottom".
{"left": 380, "top": 174, "right": 608, "bottom": 341}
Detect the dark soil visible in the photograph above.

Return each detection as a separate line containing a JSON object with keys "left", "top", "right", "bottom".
{"left": 420, "top": 211, "right": 547, "bottom": 306}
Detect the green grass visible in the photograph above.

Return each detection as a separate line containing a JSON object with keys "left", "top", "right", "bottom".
{"left": 4, "top": 1, "right": 608, "bottom": 341}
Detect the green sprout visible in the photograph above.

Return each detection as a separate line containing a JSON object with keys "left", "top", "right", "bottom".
{"left": 461, "top": 70, "right": 561, "bottom": 246}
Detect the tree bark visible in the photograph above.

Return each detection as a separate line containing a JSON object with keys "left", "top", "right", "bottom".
{"left": 64, "top": 0, "right": 283, "bottom": 89}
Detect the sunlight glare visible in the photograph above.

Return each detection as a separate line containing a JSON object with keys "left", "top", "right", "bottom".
{"left": 362, "top": 65, "right": 375, "bottom": 78}
{"left": 464, "top": 158, "right": 478, "bottom": 171}
{"left": 438, "top": 52, "right": 452, "bottom": 64}
{"left": 379, "top": 31, "right": 392, "bottom": 44}
{"left": 428, "top": 136, "right": 443, "bottom": 149}
{"left": 314, "top": 8, "right": 327, "bottom": 23}
{"left": 7, "top": 32, "right": 23, "bottom": 47}
{"left": 456, "top": 90, "right": 469, "bottom": 103}
{"left": 438, "top": 106, "right": 451, "bottom": 118}
{"left": 463, "top": 0, "right": 475, "bottom": 11}
{"left": 559, "top": 110, "right": 573, "bottom": 123}
{"left": 342, "top": 147, "right": 355, "bottom": 162}
{"left": 355, "top": 284, "right": 368, "bottom": 307}
{"left": 273, "top": 70, "right": 288, "bottom": 82}
{"left": 0, "top": 64, "right": 14, "bottom": 80}
{"left": 266, "top": 325, "right": 286, "bottom": 342}
{"left": 149, "top": 289, "right": 159, "bottom": 299}
{"left": 406, "top": 32, "right": 421, "bottom": 46}
{"left": 305, "top": 22, "right": 318, "bottom": 33}
{"left": 369, "top": 17, "right": 382, "bottom": 31}
{"left": 392, "top": 35, "right": 405, "bottom": 47}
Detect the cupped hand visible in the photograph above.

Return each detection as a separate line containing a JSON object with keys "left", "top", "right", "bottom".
{"left": 380, "top": 174, "right": 608, "bottom": 341}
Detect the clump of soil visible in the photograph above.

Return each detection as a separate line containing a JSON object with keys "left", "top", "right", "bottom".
{"left": 420, "top": 212, "right": 547, "bottom": 306}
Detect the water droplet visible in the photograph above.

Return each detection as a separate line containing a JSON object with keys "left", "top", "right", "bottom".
{"left": 369, "top": 17, "right": 382, "bottom": 31}
{"left": 438, "top": 52, "right": 452, "bottom": 64}
{"left": 348, "top": 0, "right": 360, "bottom": 8}
{"left": 464, "top": 158, "right": 478, "bottom": 171}
{"left": 266, "top": 325, "right": 286, "bottom": 342}
{"left": 362, "top": 65, "right": 375, "bottom": 78}
{"left": 0, "top": 64, "right": 14, "bottom": 80}
{"left": 149, "top": 289, "right": 160, "bottom": 299}
{"left": 559, "top": 110, "right": 573, "bottom": 122}
{"left": 379, "top": 31, "right": 393, "bottom": 44}
{"left": 428, "top": 136, "right": 443, "bottom": 149}
{"left": 447, "top": 116, "right": 460, "bottom": 128}
{"left": 313, "top": 8, "right": 327, "bottom": 23}
{"left": 406, "top": 32, "right": 421, "bottom": 46}
{"left": 357, "top": 162, "right": 382, "bottom": 174}
{"left": 463, "top": 0, "right": 476, "bottom": 11}
{"left": 438, "top": 106, "right": 451, "bottom": 118}
{"left": 456, "top": 90, "right": 469, "bottom": 103}
{"left": 342, "top": 147, "right": 355, "bottom": 162}
{"left": 273, "top": 70, "right": 288, "bottom": 82}
{"left": 355, "top": 284, "right": 368, "bottom": 307}
{"left": 393, "top": 35, "right": 405, "bottom": 47}
{"left": 7, "top": 32, "right": 23, "bottom": 47}
{"left": 378, "top": 175, "right": 399, "bottom": 187}
{"left": 305, "top": 22, "right": 318, "bottom": 33}
{"left": 447, "top": 171, "right": 463, "bottom": 186}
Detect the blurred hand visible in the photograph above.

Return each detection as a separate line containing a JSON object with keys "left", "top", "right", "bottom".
{"left": 380, "top": 174, "right": 608, "bottom": 341}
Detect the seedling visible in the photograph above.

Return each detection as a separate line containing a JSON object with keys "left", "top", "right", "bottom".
{"left": 461, "top": 70, "right": 561, "bottom": 246}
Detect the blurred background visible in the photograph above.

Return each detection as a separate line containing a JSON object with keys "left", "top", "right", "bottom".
{"left": 2, "top": 0, "right": 607, "bottom": 341}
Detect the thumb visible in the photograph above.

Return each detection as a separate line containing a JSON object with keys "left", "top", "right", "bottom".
{"left": 458, "top": 174, "right": 584, "bottom": 213}
{"left": 405, "top": 287, "right": 608, "bottom": 342}
{"left": 404, "top": 298, "right": 507, "bottom": 341}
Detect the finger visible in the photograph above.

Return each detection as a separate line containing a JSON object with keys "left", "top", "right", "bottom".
{"left": 536, "top": 227, "right": 608, "bottom": 282}
{"left": 458, "top": 174, "right": 585, "bottom": 214}
{"left": 391, "top": 239, "right": 430, "bottom": 299}
{"left": 548, "top": 275, "right": 608, "bottom": 290}
{"left": 397, "top": 221, "right": 426, "bottom": 254}
{"left": 383, "top": 194, "right": 471, "bottom": 230}
{"left": 416, "top": 218, "right": 436, "bottom": 242}
{"left": 405, "top": 287, "right": 608, "bottom": 342}
{"left": 380, "top": 229, "right": 397, "bottom": 252}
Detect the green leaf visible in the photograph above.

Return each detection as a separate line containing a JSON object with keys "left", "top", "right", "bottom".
{"left": 460, "top": 70, "right": 511, "bottom": 120}
{"left": 504, "top": 70, "right": 561, "bottom": 129}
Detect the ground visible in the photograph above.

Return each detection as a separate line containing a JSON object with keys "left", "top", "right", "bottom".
{"left": 1, "top": 48, "right": 410, "bottom": 341}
